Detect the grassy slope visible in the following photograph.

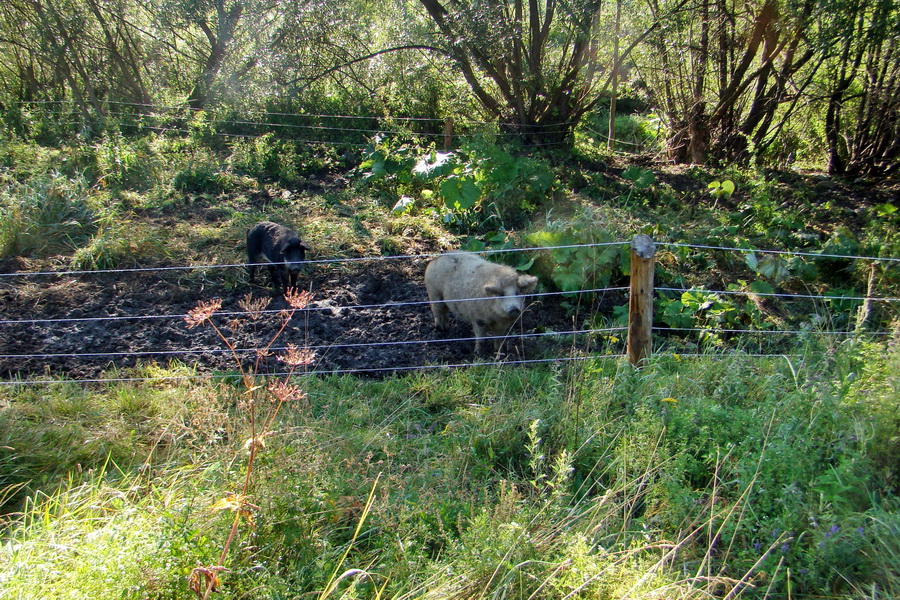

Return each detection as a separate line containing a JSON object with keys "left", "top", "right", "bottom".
{"left": 1, "top": 345, "right": 898, "bottom": 599}
{"left": 1, "top": 135, "right": 899, "bottom": 599}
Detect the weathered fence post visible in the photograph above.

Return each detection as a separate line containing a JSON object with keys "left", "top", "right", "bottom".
{"left": 627, "top": 235, "right": 656, "bottom": 367}
{"left": 443, "top": 117, "right": 454, "bottom": 150}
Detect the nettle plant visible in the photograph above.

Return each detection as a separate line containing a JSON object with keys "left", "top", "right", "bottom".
{"left": 526, "top": 221, "right": 626, "bottom": 296}
{"left": 656, "top": 289, "right": 747, "bottom": 345}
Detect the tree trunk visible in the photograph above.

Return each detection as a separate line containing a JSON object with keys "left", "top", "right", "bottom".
{"left": 187, "top": 0, "right": 243, "bottom": 110}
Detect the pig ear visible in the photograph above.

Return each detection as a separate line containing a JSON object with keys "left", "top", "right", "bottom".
{"left": 517, "top": 274, "right": 538, "bottom": 294}
{"left": 484, "top": 281, "right": 503, "bottom": 296}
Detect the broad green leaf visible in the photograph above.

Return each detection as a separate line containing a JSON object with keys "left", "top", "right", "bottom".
{"left": 553, "top": 268, "right": 584, "bottom": 292}
{"left": 458, "top": 177, "right": 480, "bottom": 209}
{"left": 441, "top": 178, "right": 461, "bottom": 210}
{"left": 515, "top": 257, "right": 535, "bottom": 271}
{"left": 635, "top": 170, "right": 655, "bottom": 189}
{"left": 413, "top": 151, "right": 457, "bottom": 179}
{"left": 392, "top": 196, "right": 415, "bottom": 215}
{"left": 745, "top": 251, "right": 759, "bottom": 271}
{"left": 622, "top": 166, "right": 644, "bottom": 181}
{"left": 748, "top": 280, "right": 774, "bottom": 295}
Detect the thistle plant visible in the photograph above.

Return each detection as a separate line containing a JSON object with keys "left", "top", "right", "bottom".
{"left": 184, "top": 288, "right": 314, "bottom": 599}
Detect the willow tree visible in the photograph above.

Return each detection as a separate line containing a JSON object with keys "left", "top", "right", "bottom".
{"left": 818, "top": 0, "right": 899, "bottom": 176}
{"left": 0, "top": 0, "right": 151, "bottom": 132}
{"left": 638, "top": 0, "right": 822, "bottom": 164}
{"left": 416, "top": 0, "right": 670, "bottom": 145}
{"left": 151, "top": 0, "right": 280, "bottom": 109}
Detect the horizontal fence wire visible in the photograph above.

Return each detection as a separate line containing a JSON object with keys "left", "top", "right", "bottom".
{"left": 655, "top": 287, "right": 900, "bottom": 304}
{"left": 0, "top": 327, "right": 627, "bottom": 361}
{"left": 14, "top": 99, "right": 581, "bottom": 129}
{"left": 657, "top": 242, "right": 900, "bottom": 264}
{"left": 1, "top": 326, "right": 890, "bottom": 364}
{"left": 655, "top": 327, "right": 893, "bottom": 336}
{"left": 1, "top": 211, "right": 898, "bottom": 387}
{"left": 0, "top": 243, "right": 627, "bottom": 279}
{"left": 2, "top": 352, "right": 818, "bottom": 388}
{"left": 0, "top": 287, "right": 627, "bottom": 327}
{"left": 1, "top": 240, "right": 898, "bottom": 278}
{"left": 11, "top": 100, "right": 578, "bottom": 147}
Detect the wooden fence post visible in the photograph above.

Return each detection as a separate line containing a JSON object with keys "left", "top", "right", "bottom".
{"left": 627, "top": 234, "right": 656, "bottom": 367}
{"left": 443, "top": 117, "right": 454, "bottom": 150}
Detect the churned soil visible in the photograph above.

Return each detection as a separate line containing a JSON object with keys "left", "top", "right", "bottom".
{"left": 0, "top": 257, "right": 621, "bottom": 381}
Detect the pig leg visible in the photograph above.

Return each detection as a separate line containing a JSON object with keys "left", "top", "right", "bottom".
{"left": 430, "top": 300, "right": 450, "bottom": 329}
{"left": 472, "top": 320, "right": 493, "bottom": 354}
{"left": 266, "top": 265, "right": 281, "bottom": 291}
{"left": 490, "top": 324, "right": 509, "bottom": 352}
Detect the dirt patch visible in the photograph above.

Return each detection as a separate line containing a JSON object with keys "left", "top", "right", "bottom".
{"left": 0, "top": 259, "right": 619, "bottom": 381}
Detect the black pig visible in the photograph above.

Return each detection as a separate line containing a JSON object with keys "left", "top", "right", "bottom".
{"left": 246, "top": 221, "right": 311, "bottom": 292}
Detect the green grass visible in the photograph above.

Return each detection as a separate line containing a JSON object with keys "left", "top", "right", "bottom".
{"left": 1, "top": 133, "right": 898, "bottom": 599}
{"left": 1, "top": 337, "right": 897, "bottom": 599}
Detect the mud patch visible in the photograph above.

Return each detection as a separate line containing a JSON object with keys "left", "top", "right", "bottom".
{"left": 1, "top": 260, "right": 621, "bottom": 381}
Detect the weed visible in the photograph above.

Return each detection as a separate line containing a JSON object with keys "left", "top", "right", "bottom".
{"left": 95, "top": 132, "right": 162, "bottom": 190}
{"left": 358, "top": 136, "right": 557, "bottom": 233}
{"left": 182, "top": 288, "right": 315, "bottom": 599}
{"left": 172, "top": 161, "right": 227, "bottom": 194}
{"left": 526, "top": 213, "right": 626, "bottom": 296}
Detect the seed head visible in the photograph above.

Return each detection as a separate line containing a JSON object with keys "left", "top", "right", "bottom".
{"left": 185, "top": 299, "right": 222, "bottom": 328}
{"left": 278, "top": 344, "right": 316, "bottom": 367}
{"left": 238, "top": 293, "right": 270, "bottom": 320}
{"left": 267, "top": 380, "right": 308, "bottom": 404}
{"left": 285, "top": 288, "right": 313, "bottom": 310}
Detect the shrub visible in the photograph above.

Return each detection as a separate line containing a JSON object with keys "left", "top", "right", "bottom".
{"left": 359, "top": 136, "right": 557, "bottom": 233}
{"left": 525, "top": 216, "right": 626, "bottom": 294}
{"left": 172, "top": 162, "right": 226, "bottom": 194}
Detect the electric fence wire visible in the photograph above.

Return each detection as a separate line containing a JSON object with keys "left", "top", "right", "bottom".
{"left": 2, "top": 240, "right": 898, "bottom": 280}
{"left": 13, "top": 100, "right": 580, "bottom": 147}
{"left": 2, "top": 352, "right": 818, "bottom": 388}
{"left": 14, "top": 99, "right": 582, "bottom": 130}
{"left": 0, "top": 327, "right": 629, "bottom": 361}
{"left": 0, "top": 287, "right": 628, "bottom": 327}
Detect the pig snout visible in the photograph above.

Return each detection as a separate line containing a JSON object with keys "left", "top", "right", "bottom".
{"left": 283, "top": 246, "right": 307, "bottom": 272}
{"left": 505, "top": 303, "right": 522, "bottom": 317}
{"left": 499, "top": 297, "right": 524, "bottom": 318}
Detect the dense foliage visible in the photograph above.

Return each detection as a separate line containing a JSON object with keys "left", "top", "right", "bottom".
{"left": 0, "top": 0, "right": 898, "bottom": 173}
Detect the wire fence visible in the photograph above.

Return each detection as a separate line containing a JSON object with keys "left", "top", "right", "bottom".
{"left": 8, "top": 100, "right": 588, "bottom": 149}
{"left": 1, "top": 240, "right": 898, "bottom": 387}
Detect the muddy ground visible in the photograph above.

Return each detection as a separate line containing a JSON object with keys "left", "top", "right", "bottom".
{"left": 0, "top": 257, "right": 622, "bottom": 381}
{"left": 3, "top": 164, "right": 893, "bottom": 382}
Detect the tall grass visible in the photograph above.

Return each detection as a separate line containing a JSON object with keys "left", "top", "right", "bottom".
{"left": 1, "top": 333, "right": 897, "bottom": 599}
{"left": 0, "top": 174, "right": 97, "bottom": 259}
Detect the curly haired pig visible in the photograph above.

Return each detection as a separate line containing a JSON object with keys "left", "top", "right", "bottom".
{"left": 425, "top": 251, "right": 539, "bottom": 353}
{"left": 246, "top": 221, "right": 311, "bottom": 292}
